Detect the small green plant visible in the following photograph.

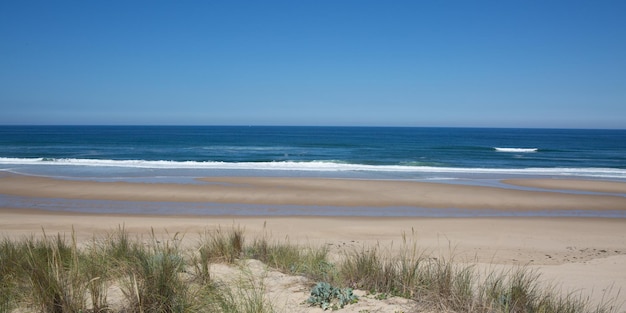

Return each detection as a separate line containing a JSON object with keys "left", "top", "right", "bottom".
{"left": 307, "top": 282, "right": 358, "bottom": 310}
{"left": 374, "top": 292, "right": 389, "bottom": 300}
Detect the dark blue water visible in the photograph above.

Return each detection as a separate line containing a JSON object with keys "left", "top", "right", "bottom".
{"left": 1, "top": 126, "right": 625, "bottom": 181}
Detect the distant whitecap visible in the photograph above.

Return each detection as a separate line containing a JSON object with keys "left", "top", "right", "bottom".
{"left": 494, "top": 147, "right": 538, "bottom": 153}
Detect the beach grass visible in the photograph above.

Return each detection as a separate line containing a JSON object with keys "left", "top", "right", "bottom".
{"left": 0, "top": 226, "right": 620, "bottom": 313}
{"left": 247, "top": 236, "right": 333, "bottom": 282}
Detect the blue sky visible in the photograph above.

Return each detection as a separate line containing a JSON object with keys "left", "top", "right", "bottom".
{"left": 1, "top": 1, "right": 625, "bottom": 128}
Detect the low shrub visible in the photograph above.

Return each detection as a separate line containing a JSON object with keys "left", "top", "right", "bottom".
{"left": 307, "top": 281, "right": 358, "bottom": 311}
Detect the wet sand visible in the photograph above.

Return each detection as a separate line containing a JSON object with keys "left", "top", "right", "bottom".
{"left": 0, "top": 173, "right": 625, "bottom": 211}
{"left": 504, "top": 178, "right": 626, "bottom": 193}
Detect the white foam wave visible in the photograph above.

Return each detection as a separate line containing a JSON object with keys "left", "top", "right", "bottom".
{"left": 1, "top": 157, "right": 626, "bottom": 179}
{"left": 494, "top": 147, "right": 538, "bottom": 153}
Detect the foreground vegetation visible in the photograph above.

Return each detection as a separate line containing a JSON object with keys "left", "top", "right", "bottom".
{"left": 0, "top": 226, "right": 621, "bottom": 313}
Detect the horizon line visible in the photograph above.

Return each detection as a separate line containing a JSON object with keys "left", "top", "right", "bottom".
{"left": 1, "top": 124, "right": 625, "bottom": 130}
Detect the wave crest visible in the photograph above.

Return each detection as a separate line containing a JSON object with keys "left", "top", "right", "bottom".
{"left": 1, "top": 157, "right": 626, "bottom": 179}
{"left": 494, "top": 147, "right": 538, "bottom": 153}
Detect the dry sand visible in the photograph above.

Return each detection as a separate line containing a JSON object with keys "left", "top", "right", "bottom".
{"left": 1, "top": 173, "right": 625, "bottom": 311}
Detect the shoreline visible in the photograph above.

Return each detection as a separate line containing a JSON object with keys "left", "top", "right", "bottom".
{"left": 0, "top": 173, "right": 625, "bottom": 213}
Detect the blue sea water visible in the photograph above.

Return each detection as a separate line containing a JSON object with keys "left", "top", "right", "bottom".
{"left": 1, "top": 126, "right": 625, "bottom": 216}
{"left": 1, "top": 126, "right": 626, "bottom": 182}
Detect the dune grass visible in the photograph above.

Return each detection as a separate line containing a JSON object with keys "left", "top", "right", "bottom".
{"left": 0, "top": 226, "right": 621, "bottom": 313}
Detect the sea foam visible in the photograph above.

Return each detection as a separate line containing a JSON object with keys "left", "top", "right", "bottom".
{"left": 1, "top": 157, "right": 626, "bottom": 179}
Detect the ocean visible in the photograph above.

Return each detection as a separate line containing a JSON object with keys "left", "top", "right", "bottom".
{"left": 1, "top": 125, "right": 626, "bottom": 182}
{"left": 1, "top": 126, "right": 625, "bottom": 216}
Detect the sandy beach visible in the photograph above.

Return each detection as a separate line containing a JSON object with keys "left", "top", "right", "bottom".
{"left": 1, "top": 173, "right": 626, "bottom": 310}
{"left": 1, "top": 173, "right": 625, "bottom": 211}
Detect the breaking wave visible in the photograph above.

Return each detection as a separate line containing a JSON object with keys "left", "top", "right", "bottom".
{"left": 1, "top": 157, "right": 626, "bottom": 179}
